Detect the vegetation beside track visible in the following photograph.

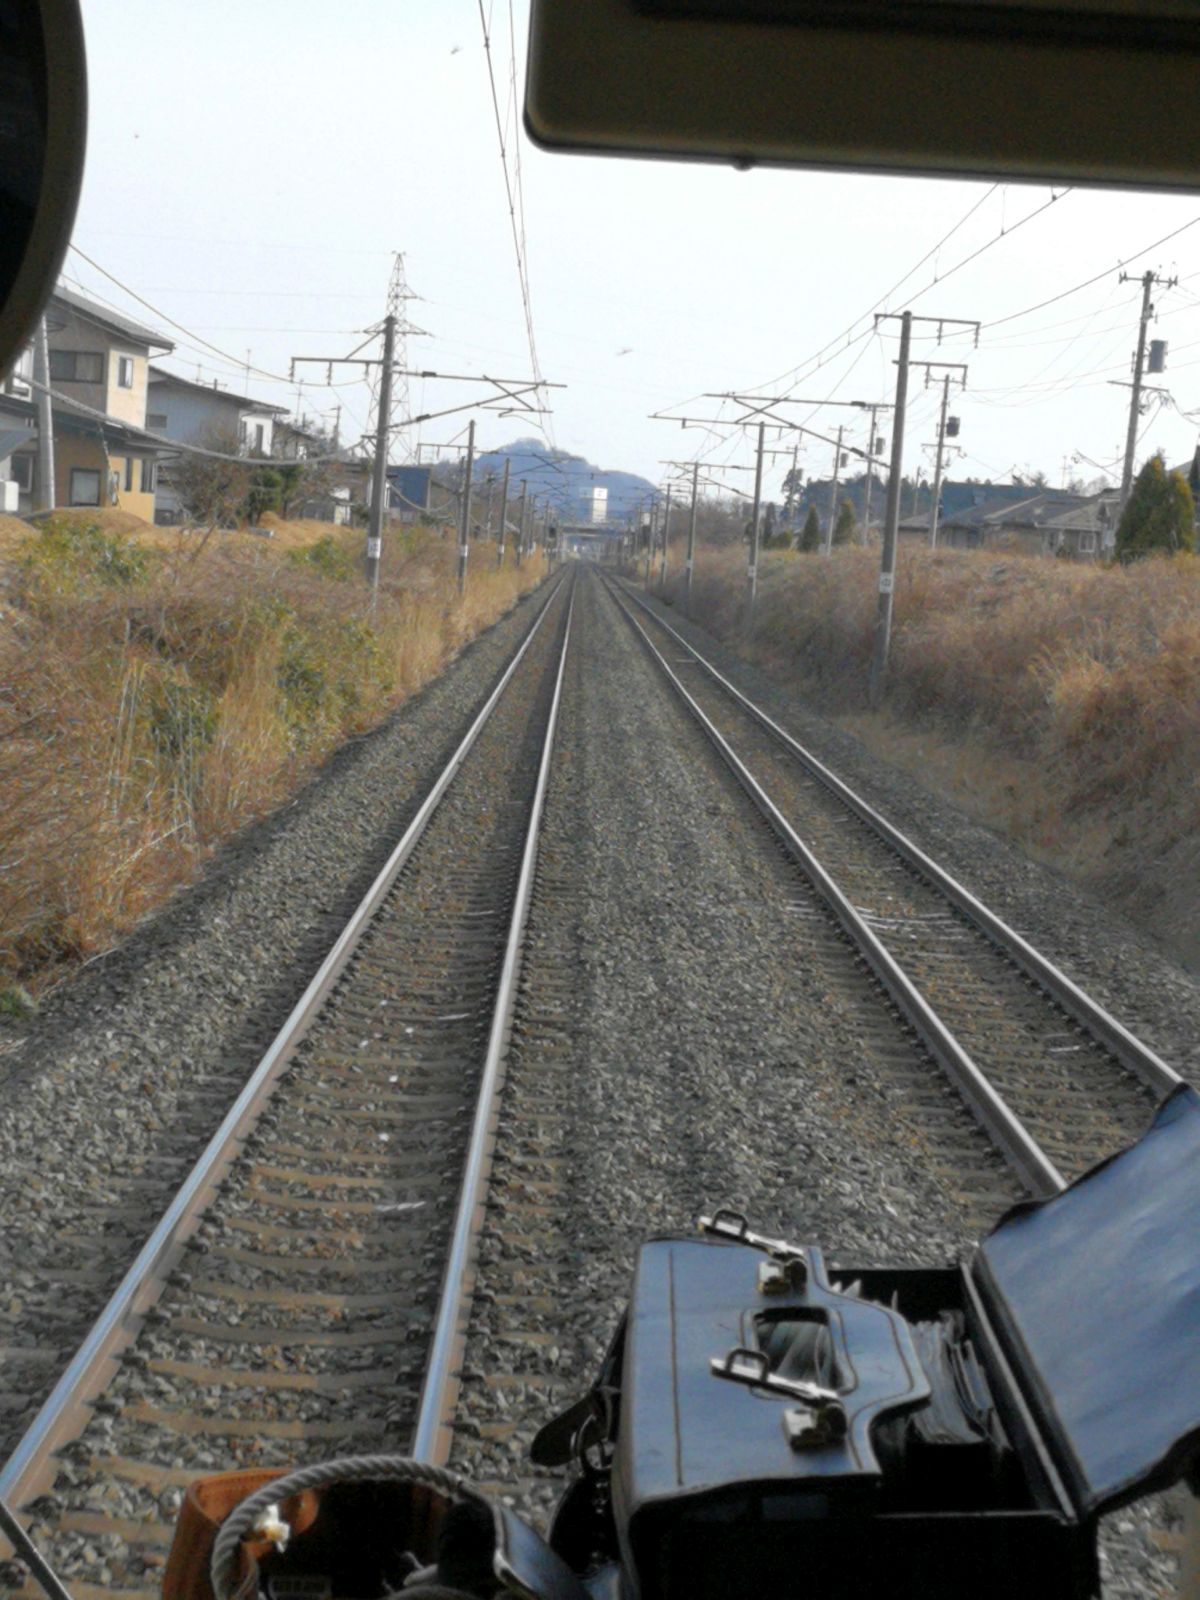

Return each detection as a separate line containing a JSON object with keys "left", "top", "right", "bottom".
{"left": 661, "top": 543, "right": 1200, "bottom": 968}
{"left": 0, "top": 512, "right": 543, "bottom": 990}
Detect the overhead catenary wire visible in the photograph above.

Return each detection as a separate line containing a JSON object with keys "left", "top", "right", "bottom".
{"left": 476, "top": 0, "right": 553, "bottom": 443}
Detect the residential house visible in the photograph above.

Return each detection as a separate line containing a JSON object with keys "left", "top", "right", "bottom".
{"left": 147, "top": 368, "right": 287, "bottom": 522}
{"left": 901, "top": 489, "right": 1103, "bottom": 556}
{"left": 0, "top": 283, "right": 174, "bottom": 518}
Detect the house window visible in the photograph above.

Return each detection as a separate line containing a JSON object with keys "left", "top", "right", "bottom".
{"left": 10, "top": 454, "right": 33, "bottom": 492}
{"left": 49, "top": 350, "right": 104, "bottom": 384}
{"left": 141, "top": 458, "right": 156, "bottom": 493}
{"left": 69, "top": 468, "right": 102, "bottom": 506}
{"left": 117, "top": 356, "right": 134, "bottom": 389}
{"left": 147, "top": 413, "right": 168, "bottom": 429}
{"left": 254, "top": 422, "right": 265, "bottom": 452}
{"left": 8, "top": 348, "right": 32, "bottom": 396}
{"left": 1079, "top": 530, "right": 1096, "bottom": 555}
{"left": 124, "top": 456, "right": 134, "bottom": 492}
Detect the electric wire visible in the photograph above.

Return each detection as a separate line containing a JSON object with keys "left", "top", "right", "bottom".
{"left": 476, "top": 0, "right": 553, "bottom": 443}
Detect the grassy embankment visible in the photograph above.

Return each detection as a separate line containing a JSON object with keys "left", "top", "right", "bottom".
{"left": 659, "top": 543, "right": 1200, "bottom": 967}
{"left": 0, "top": 511, "right": 543, "bottom": 1000}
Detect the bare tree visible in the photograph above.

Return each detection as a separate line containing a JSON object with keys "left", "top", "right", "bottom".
{"left": 168, "top": 425, "right": 253, "bottom": 545}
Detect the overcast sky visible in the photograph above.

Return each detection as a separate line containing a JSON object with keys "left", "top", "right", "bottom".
{"left": 69, "top": 0, "right": 1200, "bottom": 502}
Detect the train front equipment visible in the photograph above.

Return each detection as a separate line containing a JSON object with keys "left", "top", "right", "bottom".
{"left": 536, "top": 1084, "right": 1200, "bottom": 1600}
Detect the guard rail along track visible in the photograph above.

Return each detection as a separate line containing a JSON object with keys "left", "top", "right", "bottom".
{"left": 0, "top": 569, "right": 576, "bottom": 1600}
{"left": 605, "top": 572, "right": 1181, "bottom": 1198}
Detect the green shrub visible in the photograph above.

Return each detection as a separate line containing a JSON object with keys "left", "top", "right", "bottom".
{"left": 22, "top": 519, "right": 150, "bottom": 591}
{"left": 287, "top": 535, "right": 354, "bottom": 582}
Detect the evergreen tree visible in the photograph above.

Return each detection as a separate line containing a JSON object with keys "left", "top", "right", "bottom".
{"left": 1115, "top": 453, "right": 1195, "bottom": 561}
{"left": 799, "top": 505, "right": 821, "bottom": 552}
{"left": 833, "top": 500, "right": 857, "bottom": 545}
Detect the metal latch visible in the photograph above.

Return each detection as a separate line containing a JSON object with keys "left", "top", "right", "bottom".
{"left": 709, "top": 1348, "right": 848, "bottom": 1450}
{"left": 699, "top": 1209, "right": 808, "bottom": 1287}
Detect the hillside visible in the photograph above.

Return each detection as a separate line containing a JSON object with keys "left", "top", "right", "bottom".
{"left": 443, "top": 438, "right": 656, "bottom": 524}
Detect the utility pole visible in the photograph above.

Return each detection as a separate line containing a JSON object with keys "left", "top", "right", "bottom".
{"left": 457, "top": 418, "right": 475, "bottom": 595}
{"left": 876, "top": 312, "right": 979, "bottom": 707}
{"left": 746, "top": 421, "right": 765, "bottom": 629}
{"left": 33, "top": 317, "right": 55, "bottom": 513}
{"left": 870, "top": 311, "right": 912, "bottom": 709}
{"left": 823, "top": 426, "right": 846, "bottom": 554}
{"left": 929, "top": 378, "right": 951, "bottom": 549}
{"left": 496, "top": 456, "right": 511, "bottom": 565}
{"left": 1118, "top": 269, "right": 1177, "bottom": 540}
{"left": 516, "top": 480, "right": 528, "bottom": 567}
{"left": 921, "top": 366, "right": 968, "bottom": 548}
{"left": 854, "top": 401, "right": 892, "bottom": 545}
{"left": 644, "top": 497, "right": 655, "bottom": 588}
{"left": 660, "top": 483, "right": 673, "bottom": 592}
{"left": 686, "top": 460, "right": 699, "bottom": 616}
{"left": 869, "top": 311, "right": 979, "bottom": 704}
{"left": 366, "top": 313, "right": 396, "bottom": 588}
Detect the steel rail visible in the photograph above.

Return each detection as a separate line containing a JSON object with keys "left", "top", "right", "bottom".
{"left": 0, "top": 571, "right": 569, "bottom": 1519}
{"left": 608, "top": 580, "right": 1065, "bottom": 1199}
{"left": 411, "top": 589, "right": 576, "bottom": 1466}
{"left": 614, "top": 579, "right": 1180, "bottom": 1101}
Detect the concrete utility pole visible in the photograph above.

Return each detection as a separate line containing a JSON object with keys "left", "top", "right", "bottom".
{"left": 644, "top": 497, "right": 655, "bottom": 588}
{"left": 907, "top": 360, "right": 968, "bottom": 548}
{"left": 929, "top": 375, "right": 951, "bottom": 549}
{"left": 868, "top": 310, "right": 979, "bottom": 704}
{"left": 870, "top": 311, "right": 912, "bottom": 708}
{"left": 686, "top": 461, "right": 699, "bottom": 616}
{"left": 746, "top": 421, "right": 766, "bottom": 629}
{"left": 1118, "top": 269, "right": 1176, "bottom": 539}
{"left": 823, "top": 426, "right": 846, "bottom": 554}
{"left": 457, "top": 418, "right": 475, "bottom": 595}
{"left": 855, "top": 401, "right": 892, "bottom": 545}
{"left": 516, "top": 480, "right": 528, "bottom": 567}
{"left": 33, "top": 317, "right": 55, "bottom": 513}
{"left": 366, "top": 313, "right": 396, "bottom": 588}
{"left": 496, "top": 456, "right": 510, "bottom": 565}
{"left": 660, "top": 483, "right": 673, "bottom": 593}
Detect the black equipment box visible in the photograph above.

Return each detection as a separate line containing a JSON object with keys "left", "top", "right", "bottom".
{"left": 538, "top": 1085, "right": 1200, "bottom": 1600}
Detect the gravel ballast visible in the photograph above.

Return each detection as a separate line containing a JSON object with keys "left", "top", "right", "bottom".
{"left": 0, "top": 563, "right": 1187, "bottom": 1598}
{"left": 0, "top": 573, "right": 559, "bottom": 1462}
{"left": 450, "top": 568, "right": 1181, "bottom": 1597}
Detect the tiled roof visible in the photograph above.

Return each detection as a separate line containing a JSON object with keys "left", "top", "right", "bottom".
{"left": 52, "top": 284, "right": 174, "bottom": 352}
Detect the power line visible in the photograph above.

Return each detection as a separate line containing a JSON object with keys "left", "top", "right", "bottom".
{"left": 979, "top": 214, "right": 1200, "bottom": 333}
{"left": 476, "top": 0, "right": 553, "bottom": 444}
{"left": 30, "top": 376, "right": 361, "bottom": 465}
{"left": 68, "top": 244, "right": 300, "bottom": 386}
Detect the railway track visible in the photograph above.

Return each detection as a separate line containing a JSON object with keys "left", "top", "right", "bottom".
{"left": 605, "top": 573, "right": 1179, "bottom": 1194}
{"left": 0, "top": 570, "right": 574, "bottom": 1599}
{"left": 0, "top": 561, "right": 1187, "bottom": 1600}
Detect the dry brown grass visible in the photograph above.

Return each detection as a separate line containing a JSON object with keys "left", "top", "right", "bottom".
{"left": 663, "top": 543, "right": 1200, "bottom": 959}
{"left": 0, "top": 518, "right": 542, "bottom": 987}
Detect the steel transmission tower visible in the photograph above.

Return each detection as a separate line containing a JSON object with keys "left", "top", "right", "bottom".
{"left": 383, "top": 252, "right": 426, "bottom": 464}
